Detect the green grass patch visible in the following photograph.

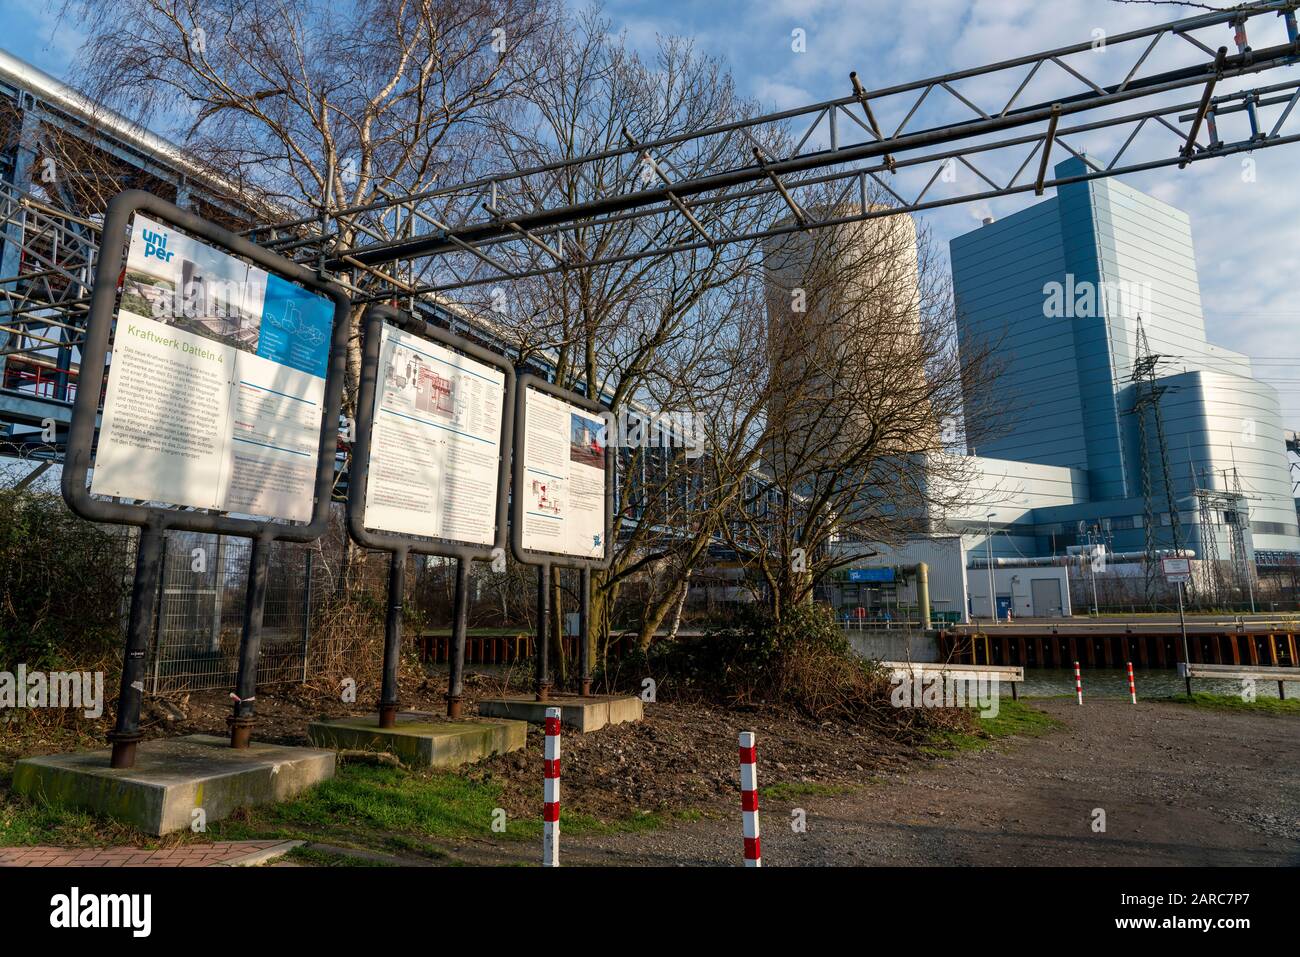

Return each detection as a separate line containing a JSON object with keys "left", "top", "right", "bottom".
{"left": 207, "top": 762, "right": 678, "bottom": 857}
{"left": 1156, "top": 691, "right": 1300, "bottom": 715}
{"left": 0, "top": 788, "right": 135, "bottom": 847}
{"left": 286, "top": 845, "right": 396, "bottom": 867}
{"left": 0, "top": 752, "right": 680, "bottom": 858}
{"left": 207, "top": 763, "right": 535, "bottom": 857}
{"left": 0, "top": 760, "right": 160, "bottom": 849}
{"left": 922, "top": 698, "right": 1062, "bottom": 756}
{"left": 760, "top": 781, "right": 857, "bottom": 801}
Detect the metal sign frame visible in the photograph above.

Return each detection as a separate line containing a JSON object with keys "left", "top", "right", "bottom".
{"left": 509, "top": 373, "right": 615, "bottom": 572}
{"left": 58, "top": 189, "right": 351, "bottom": 767}
{"left": 346, "top": 303, "right": 516, "bottom": 721}
{"left": 61, "top": 189, "right": 351, "bottom": 540}
{"left": 346, "top": 302, "right": 516, "bottom": 560}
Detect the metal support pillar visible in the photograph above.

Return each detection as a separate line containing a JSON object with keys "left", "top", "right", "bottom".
{"left": 229, "top": 533, "right": 272, "bottom": 748}
{"left": 378, "top": 548, "right": 407, "bottom": 728}
{"left": 448, "top": 557, "right": 471, "bottom": 718}
{"left": 536, "top": 564, "right": 551, "bottom": 701}
{"left": 579, "top": 567, "right": 592, "bottom": 696}
{"left": 107, "top": 520, "right": 165, "bottom": 769}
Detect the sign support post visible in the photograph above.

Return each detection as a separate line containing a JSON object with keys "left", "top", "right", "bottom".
{"left": 579, "top": 566, "right": 593, "bottom": 696}
{"left": 107, "top": 520, "right": 166, "bottom": 768}
{"left": 344, "top": 304, "right": 515, "bottom": 722}
{"left": 536, "top": 564, "right": 552, "bottom": 701}
{"left": 378, "top": 547, "right": 409, "bottom": 728}
{"left": 1162, "top": 557, "right": 1193, "bottom": 696}
{"left": 447, "top": 557, "right": 471, "bottom": 718}
{"left": 1178, "top": 581, "right": 1191, "bottom": 697}
{"left": 230, "top": 531, "right": 273, "bottom": 747}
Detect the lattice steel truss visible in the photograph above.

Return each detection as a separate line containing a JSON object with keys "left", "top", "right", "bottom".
{"left": 1193, "top": 460, "right": 1259, "bottom": 608}
{"left": 1130, "top": 317, "right": 1187, "bottom": 602}
{"left": 0, "top": 180, "right": 97, "bottom": 359}
{"left": 242, "top": 2, "right": 1300, "bottom": 296}
{"left": 0, "top": 178, "right": 100, "bottom": 444}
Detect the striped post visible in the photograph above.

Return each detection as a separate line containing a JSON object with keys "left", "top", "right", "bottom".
{"left": 1127, "top": 661, "right": 1137, "bottom": 704}
{"left": 1073, "top": 661, "right": 1083, "bottom": 705}
{"left": 738, "top": 731, "right": 761, "bottom": 867}
{"left": 542, "top": 706, "right": 560, "bottom": 867}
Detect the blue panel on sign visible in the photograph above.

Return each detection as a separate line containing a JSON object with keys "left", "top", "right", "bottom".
{"left": 258, "top": 274, "right": 333, "bottom": 378}
{"left": 847, "top": 567, "right": 894, "bottom": 582}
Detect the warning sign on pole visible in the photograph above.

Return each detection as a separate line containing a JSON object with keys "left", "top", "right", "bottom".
{"left": 1161, "top": 557, "right": 1191, "bottom": 583}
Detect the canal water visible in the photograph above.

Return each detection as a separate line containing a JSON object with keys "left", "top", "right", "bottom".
{"left": 1020, "top": 667, "right": 1295, "bottom": 700}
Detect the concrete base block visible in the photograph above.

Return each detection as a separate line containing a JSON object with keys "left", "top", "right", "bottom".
{"left": 476, "top": 694, "right": 643, "bottom": 732}
{"left": 11, "top": 735, "right": 336, "bottom": 836}
{"left": 307, "top": 712, "right": 527, "bottom": 768}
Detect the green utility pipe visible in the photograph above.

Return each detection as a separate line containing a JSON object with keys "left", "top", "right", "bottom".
{"left": 916, "top": 562, "right": 931, "bottom": 630}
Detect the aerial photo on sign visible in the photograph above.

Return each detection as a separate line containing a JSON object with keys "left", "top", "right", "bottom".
{"left": 89, "top": 214, "right": 333, "bottom": 522}
{"left": 520, "top": 387, "right": 606, "bottom": 560}
{"left": 361, "top": 322, "right": 505, "bottom": 545}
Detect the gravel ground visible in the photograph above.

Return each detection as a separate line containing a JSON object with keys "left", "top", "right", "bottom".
{"left": 444, "top": 698, "right": 1300, "bottom": 866}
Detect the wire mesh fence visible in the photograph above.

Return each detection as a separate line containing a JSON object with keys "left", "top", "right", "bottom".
{"left": 94, "top": 524, "right": 395, "bottom": 694}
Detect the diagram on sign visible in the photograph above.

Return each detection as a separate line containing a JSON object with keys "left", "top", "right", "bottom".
{"left": 528, "top": 476, "right": 564, "bottom": 516}
{"left": 385, "top": 344, "right": 459, "bottom": 421}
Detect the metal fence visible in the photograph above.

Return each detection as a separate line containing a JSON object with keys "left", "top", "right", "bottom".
{"left": 151, "top": 535, "right": 307, "bottom": 692}
{"left": 100, "top": 525, "right": 394, "bottom": 694}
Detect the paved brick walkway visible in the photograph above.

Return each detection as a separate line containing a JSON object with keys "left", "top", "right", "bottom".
{"left": 0, "top": 840, "right": 297, "bottom": 867}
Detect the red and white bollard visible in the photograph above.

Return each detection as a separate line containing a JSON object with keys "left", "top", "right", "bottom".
{"left": 738, "top": 731, "right": 761, "bottom": 867}
{"left": 1073, "top": 661, "right": 1083, "bottom": 705}
{"left": 543, "top": 706, "right": 560, "bottom": 867}
{"left": 1127, "top": 661, "right": 1137, "bottom": 704}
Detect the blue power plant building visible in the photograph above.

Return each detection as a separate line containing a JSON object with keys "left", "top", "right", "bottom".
{"left": 948, "top": 157, "right": 1300, "bottom": 593}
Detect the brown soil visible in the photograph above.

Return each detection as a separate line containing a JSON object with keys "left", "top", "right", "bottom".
{"left": 3, "top": 663, "right": 934, "bottom": 826}
{"left": 467, "top": 700, "right": 922, "bottom": 822}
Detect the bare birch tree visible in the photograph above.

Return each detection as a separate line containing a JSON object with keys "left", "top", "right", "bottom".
{"left": 450, "top": 7, "right": 786, "bottom": 665}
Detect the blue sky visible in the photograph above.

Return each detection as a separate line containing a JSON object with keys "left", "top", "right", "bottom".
{"left": 5, "top": 0, "right": 1300, "bottom": 425}
{"left": 593, "top": 0, "right": 1300, "bottom": 421}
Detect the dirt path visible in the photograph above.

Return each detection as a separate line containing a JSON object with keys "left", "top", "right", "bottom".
{"left": 426, "top": 699, "right": 1300, "bottom": 866}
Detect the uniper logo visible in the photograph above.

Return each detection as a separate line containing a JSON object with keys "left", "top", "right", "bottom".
{"left": 141, "top": 227, "right": 175, "bottom": 263}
